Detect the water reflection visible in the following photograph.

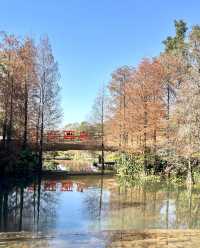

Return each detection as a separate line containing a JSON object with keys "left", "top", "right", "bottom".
{"left": 1, "top": 176, "right": 200, "bottom": 247}
{"left": 0, "top": 175, "right": 108, "bottom": 233}
{"left": 107, "top": 183, "right": 200, "bottom": 230}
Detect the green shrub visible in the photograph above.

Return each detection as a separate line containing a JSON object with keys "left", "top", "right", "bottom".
{"left": 116, "top": 152, "right": 168, "bottom": 187}
{"left": 44, "top": 160, "right": 59, "bottom": 170}
{"left": 116, "top": 153, "right": 144, "bottom": 186}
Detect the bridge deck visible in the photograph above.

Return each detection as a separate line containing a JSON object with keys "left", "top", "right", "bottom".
{"left": 42, "top": 142, "right": 118, "bottom": 151}
{"left": 0, "top": 140, "right": 118, "bottom": 152}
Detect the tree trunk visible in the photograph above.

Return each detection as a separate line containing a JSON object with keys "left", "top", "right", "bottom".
{"left": 38, "top": 108, "right": 44, "bottom": 170}
{"left": 167, "top": 84, "right": 170, "bottom": 155}
{"left": 186, "top": 158, "right": 193, "bottom": 187}
{"left": 22, "top": 78, "right": 28, "bottom": 149}
{"left": 2, "top": 108, "right": 8, "bottom": 149}
{"left": 144, "top": 101, "right": 148, "bottom": 174}
{"left": 35, "top": 105, "right": 41, "bottom": 155}
{"left": 101, "top": 86, "right": 105, "bottom": 174}
{"left": 153, "top": 129, "right": 157, "bottom": 174}
{"left": 7, "top": 77, "right": 14, "bottom": 150}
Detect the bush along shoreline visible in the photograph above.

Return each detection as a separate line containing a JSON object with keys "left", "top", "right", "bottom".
{"left": 115, "top": 152, "right": 199, "bottom": 188}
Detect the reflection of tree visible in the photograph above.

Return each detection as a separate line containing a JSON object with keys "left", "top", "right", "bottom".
{"left": 83, "top": 188, "right": 101, "bottom": 221}
{"left": 107, "top": 181, "right": 200, "bottom": 230}
{"left": 22, "top": 178, "right": 59, "bottom": 232}
{"left": 0, "top": 191, "right": 2, "bottom": 230}
{"left": 99, "top": 175, "right": 104, "bottom": 218}
{"left": 0, "top": 175, "right": 59, "bottom": 232}
{"left": 3, "top": 176, "right": 200, "bottom": 235}
{"left": 19, "top": 186, "right": 24, "bottom": 231}
{"left": 188, "top": 185, "right": 192, "bottom": 228}
{"left": 166, "top": 186, "right": 169, "bottom": 229}
{"left": 86, "top": 180, "right": 200, "bottom": 230}
{"left": 82, "top": 175, "right": 109, "bottom": 228}
{"left": 3, "top": 191, "right": 8, "bottom": 231}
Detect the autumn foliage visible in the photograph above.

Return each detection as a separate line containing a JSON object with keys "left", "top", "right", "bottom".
{"left": 100, "top": 20, "right": 200, "bottom": 179}
{"left": 0, "top": 32, "right": 61, "bottom": 170}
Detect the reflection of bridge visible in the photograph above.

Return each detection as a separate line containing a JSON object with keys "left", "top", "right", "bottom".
{"left": 42, "top": 142, "right": 118, "bottom": 152}
{"left": 27, "top": 180, "right": 87, "bottom": 193}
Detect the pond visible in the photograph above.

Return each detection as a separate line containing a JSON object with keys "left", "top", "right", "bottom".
{"left": 1, "top": 175, "right": 200, "bottom": 247}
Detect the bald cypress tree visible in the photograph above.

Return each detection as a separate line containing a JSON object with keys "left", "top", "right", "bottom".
{"left": 37, "top": 36, "right": 61, "bottom": 169}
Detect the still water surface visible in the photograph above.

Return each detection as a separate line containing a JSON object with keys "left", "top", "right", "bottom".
{"left": 1, "top": 175, "right": 200, "bottom": 247}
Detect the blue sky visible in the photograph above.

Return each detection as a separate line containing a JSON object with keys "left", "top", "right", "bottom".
{"left": 0, "top": 0, "right": 200, "bottom": 125}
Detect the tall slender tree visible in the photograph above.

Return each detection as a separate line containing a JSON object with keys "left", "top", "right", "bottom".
{"left": 37, "top": 36, "right": 61, "bottom": 169}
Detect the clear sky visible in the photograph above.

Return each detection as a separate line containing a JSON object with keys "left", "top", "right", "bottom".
{"left": 0, "top": 0, "right": 200, "bottom": 125}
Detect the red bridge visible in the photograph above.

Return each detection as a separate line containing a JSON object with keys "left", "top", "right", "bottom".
{"left": 41, "top": 130, "right": 117, "bottom": 151}
{"left": 0, "top": 130, "right": 118, "bottom": 152}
